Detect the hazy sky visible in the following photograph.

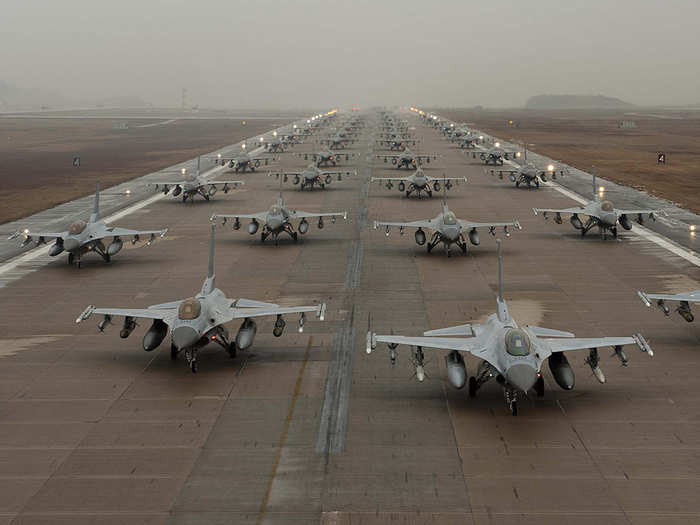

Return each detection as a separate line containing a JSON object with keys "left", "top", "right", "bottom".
{"left": 2, "top": 0, "right": 699, "bottom": 108}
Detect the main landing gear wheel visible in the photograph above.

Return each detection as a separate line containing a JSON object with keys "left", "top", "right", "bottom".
{"left": 426, "top": 243, "right": 433, "bottom": 253}
{"left": 468, "top": 376, "right": 477, "bottom": 398}
{"left": 102, "top": 253, "right": 111, "bottom": 263}
{"left": 535, "top": 180, "right": 540, "bottom": 188}
{"left": 534, "top": 376, "right": 544, "bottom": 397}
{"left": 170, "top": 343, "right": 178, "bottom": 361}
{"left": 227, "top": 342, "right": 237, "bottom": 358}
{"left": 511, "top": 401, "right": 518, "bottom": 416}
{"left": 515, "top": 180, "right": 520, "bottom": 188}
{"left": 68, "top": 253, "right": 75, "bottom": 265}
{"left": 292, "top": 232, "right": 298, "bottom": 242}
{"left": 190, "top": 360, "right": 197, "bottom": 373}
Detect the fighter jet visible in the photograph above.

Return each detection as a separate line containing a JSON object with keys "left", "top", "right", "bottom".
{"left": 366, "top": 240, "right": 653, "bottom": 415}
{"left": 271, "top": 165, "right": 356, "bottom": 191}
{"left": 75, "top": 225, "right": 326, "bottom": 373}
{"left": 377, "top": 148, "right": 438, "bottom": 169}
{"left": 533, "top": 175, "right": 662, "bottom": 238}
{"left": 453, "top": 134, "right": 484, "bottom": 149}
{"left": 468, "top": 144, "right": 517, "bottom": 165}
{"left": 373, "top": 201, "right": 520, "bottom": 256}
{"left": 295, "top": 148, "right": 356, "bottom": 167}
{"left": 211, "top": 193, "right": 347, "bottom": 244}
{"left": 488, "top": 162, "right": 566, "bottom": 189}
{"left": 9, "top": 183, "right": 167, "bottom": 267}
{"left": 638, "top": 290, "right": 699, "bottom": 322}
{"left": 320, "top": 133, "right": 355, "bottom": 150}
{"left": 151, "top": 158, "right": 244, "bottom": 202}
{"left": 264, "top": 132, "right": 296, "bottom": 153}
{"left": 376, "top": 137, "right": 420, "bottom": 151}
{"left": 371, "top": 168, "right": 466, "bottom": 199}
{"left": 220, "top": 146, "right": 276, "bottom": 172}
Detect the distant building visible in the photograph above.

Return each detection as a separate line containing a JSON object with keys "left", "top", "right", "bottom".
{"left": 617, "top": 120, "right": 637, "bottom": 129}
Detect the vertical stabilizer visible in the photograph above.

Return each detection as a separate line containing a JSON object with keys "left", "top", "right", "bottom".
{"left": 197, "top": 155, "right": 201, "bottom": 176}
{"left": 496, "top": 238, "right": 510, "bottom": 322}
{"left": 89, "top": 182, "right": 100, "bottom": 223}
{"left": 208, "top": 223, "right": 215, "bottom": 279}
{"left": 497, "top": 239, "right": 503, "bottom": 302}
{"left": 592, "top": 172, "right": 598, "bottom": 201}
{"left": 201, "top": 224, "right": 216, "bottom": 295}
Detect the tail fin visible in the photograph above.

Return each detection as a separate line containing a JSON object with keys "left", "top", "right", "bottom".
{"left": 592, "top": 171, "right": 598, "bottom": 200}
{"left": 89, "top": 182, "right": 100, "bottom": 222}
{"left": 208, "top": 223, "right": 215, "bottom": 279}
{"left": 497, "top": 239, "right": 503, "bottom": 302}
{"left": 201, "top": 224, "right": 216, "bottom": 295}
{"left": 196, "top": 155, "right": 201, "bottom": 176}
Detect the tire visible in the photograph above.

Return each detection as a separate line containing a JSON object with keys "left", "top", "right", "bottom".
{"left": 292, "top": 232, "right": 298, "bottom": 242}
{"left": 171, "top": 343, "right": 178, "bottom": 361}
{"left": 227, "top": 342, "right": 237, "bottom": 358}
{"left": 511, "top": 401, "right": 517, "bottom": 416}
{"left": 534, "top": 376, "right": 544, "bottom": 397}
{"left": 190, "top": 360, "right": 197, "bottom": 373}
{"left": 468, "top": 376, "right": 477, "bottom": 397}
{"left": 68, "top": 253, "right": 74, "bottom": 265}
{"left": 426, "top": 243, "right": 433, "bottom": 253}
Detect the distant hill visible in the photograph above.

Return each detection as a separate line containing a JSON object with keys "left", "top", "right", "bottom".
{"left": 525, "top": 94, "right": 634, "bottom": 109}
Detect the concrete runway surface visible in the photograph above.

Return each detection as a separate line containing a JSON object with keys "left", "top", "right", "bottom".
{"left": 0, "top": 110, "right": 699, "bottom": 524}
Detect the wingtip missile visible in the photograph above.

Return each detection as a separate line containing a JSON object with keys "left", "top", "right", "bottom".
{"left": 76, "top": 305, "right": 95, "bottom": 324}
{"left": 637, "top": 290, "right": 652, "bottom": 307}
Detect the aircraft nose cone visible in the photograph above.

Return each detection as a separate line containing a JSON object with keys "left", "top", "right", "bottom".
{"left": 506, "top": 364, "right": 538, "bottom": 393}
{"left": 267, "top": 217, "right": 282, "bottom": 231}
{"left": 171, "top": 326, "right": 200, "bottom": 349}
{"left": 63, "top": 238, "right": 80, "bottom": 251}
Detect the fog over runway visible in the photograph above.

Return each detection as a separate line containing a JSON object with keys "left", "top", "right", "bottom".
{"left": 2, "top": 1, "right": 700, "bottom": 109}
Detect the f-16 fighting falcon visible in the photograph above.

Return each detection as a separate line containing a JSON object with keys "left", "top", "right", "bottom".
{"left": 377, "top": 148, "right": 438, "bottom": 169}
{"left": 376, "top": 137, "right": 419, "bottom": 151}
{"left": 466, "top": 143, "right": 516, "bottom": 165}
{"left": 295, "top": 148, "right": 356, "bottom": 167}
{"left": 373, "top": 200, "right": 520, "bottom": 256}
{"left": 371, "top": 168, "right": 466, "bottom": 199}
{"left": 211, "top": 193, "right": 347, "bottom": 244}
{"left": 320, "top": 133, "right": 356, "bottom": 150}
{"left": 9, "top": 183, "right": 167, "bottom": 268}
{"left": 533, "top": 175, "right": 662, "bottom": 238}
{"left": 220, "top": 145, "right": 276, "bottom": 172}
{"left": 75, "top": 225, "right": 326, "bottom": 373}
{"left": 638, "top": 290, "right": 700, "bottom": 322}
{"left": 271, "top": 165, "right": 356, "bottom": 191}
{"left": 366, "top": 240, "right": 653, "bottom": 415}
{"left": 488, "top": 162, "right": 566, "bottom": 189}
{"left": 454, "top": 134, "right": 484, "bottom": 149}
{"left": 151, "top": 157, "right": 244, "bottom": 202}
{"left": 264, "top": 132, "right": 295, "bottom": 153}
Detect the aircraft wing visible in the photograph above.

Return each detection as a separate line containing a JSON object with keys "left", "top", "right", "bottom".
{"left": 320, "top": 170, "right": 356, "bottom": 177}
{"left": 415, "top": 154, "right": 438, "bottom": 161}
{"left": 638, "top": 290, "right": 700, "bottom": 304}
{"left": 459, "top": 219, "right": 521, "bottom": 231}
{"left": 227, "top": 304, "right": 324, "bottom": 321}
{"left": 376, "top": 154, "right": 399, "bottom": 160}
{"left": 374, "top": 218, "right": 435, "bottom": 231}
{"left": 532, "top": 207, "right": 584, "bottom": 216}
{"left": 211, "top": 212, "right": 267, "bottom": 222}
{"left": 370, "top": 177, "right": 409, "bottom": 182}
{"left": 430, "top": 177, "right": 467, "bottom": 182}
{"left": 75, "top": 305, "right": 177, "bottom": 324}
{"left": 370, "top": 333, "right": 489, "bottom": 355}
{"left": 541, "top": 334, "right": 652, "bottom": 356}
{"left": 208, "top": 180, "right": 244, "bottom": 187}
{"left": 615, "top": 208, "right": 662, "bottom": 217}
{"left": 102, "top": 227, "right": 168, "bottom": 240}
{"left": 9, "top": 229, "right": 67, "bottom": 243}
{"left": 289, "top": 210, "right": 348, "bottom": 220}
{"left": 149, "top": 181, "right": 188, "bottom": 187}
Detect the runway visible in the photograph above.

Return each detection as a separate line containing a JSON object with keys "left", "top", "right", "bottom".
{"left": 1, "top": 110, "right": 699, "bottom": 524}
